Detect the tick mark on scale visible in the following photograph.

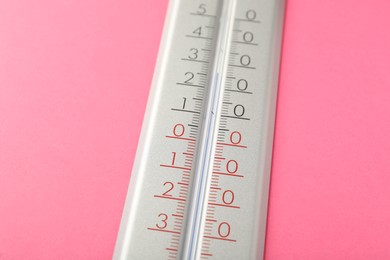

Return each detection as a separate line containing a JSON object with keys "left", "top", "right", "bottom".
{"left": 176, "top": 83, "right": 205, "bottom": 88}
{"left": 166, "top": 136, "right": 195, "bottom": 142}
{"left": 189, "top": 13, "right": 216, "bottom": 18}
{"left": 235, "top": 18, "right": 261, "bottom": 23}
{"left": 160, "top": 164, "right": 191, "bottom": 171}
{"left": 208, "top": 202, "right": 240, "bottom": 209}
{"left": 232, "top": 40, "right": 259, "bottom": 46}
{"left": 154, "top": 195, "right": 186, "bottom": 202}
{"left": 147, "top": 228, "right": 180, "bottom": 235}
{"left": 213, "top": 171, "right": 244, "bottom": 178}
{"left": 171, "top": 108, "right": 200, "bottom": 114}
{"left": 217, "top": 142, "right": 247, "bottom": 148}
{"left": 225, "top": 89, "right": 253, "bottom": 94}
{"left": 228, "top": 64, "right": 256, "bottom": 70}
{"left": 203, "top": 235, "right": 237, "bottom": 242}
{"left": 185, "top": 35, "right": 213, "bottom": 40}
{"left": 221, "top": 115, "right": 250, "bottom": 120}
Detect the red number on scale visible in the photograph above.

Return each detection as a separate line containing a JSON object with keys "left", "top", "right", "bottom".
{"left": 226, "top": 160, "right": 238, "bottom": 174}
{"left": 218, "top": 222, "right": 231, "bottom": 238}
{"left": 171, "top": 152, "right": 176, "bottom": 165}
{"left": 173, "top": 124, "right": 185, "bottom": 137}
{"left": 156, "top": 213, "right": 168, "bottom": 229}
{"left": 162, "top": 182, "right": 174, "bottom": 196}
{"left": 229, "top": 131, "right": 242, "bottom": 145}
{"left": 222, "top": 190, "right": 235, "bottom": 205}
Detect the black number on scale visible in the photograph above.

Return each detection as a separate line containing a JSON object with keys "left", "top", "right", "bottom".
{"left": 243, "top": 32, "right": 254, "bottom": 43}
{"left": 182, "top": 97, "right": 187, "bottom": 109}
{"left": 237, "top": 79, "right": 248, "bottom": 91}
{"left": 240, "top": 55, "right": 251, "bottom": 67}
{"left": 188, "top": 48, "right": 198, "bottom": 60}
{"left": 246, "top": 9, "right": 257, "bottom": 21}
{"left": 234, "top": 105, "right": 245, "bottom": 117}
{"left": 184, "top": 72, "right": 194, "bottom": 83}
{"left": 193, "top": 27, "right": 202, "bottom": 36}
{"left": 197, "top": 4, "right": 206, "bottom": 15}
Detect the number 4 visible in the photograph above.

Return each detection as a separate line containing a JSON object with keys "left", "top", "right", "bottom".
{"left": 193, "top": 26, "right": 202, "bottom": 36}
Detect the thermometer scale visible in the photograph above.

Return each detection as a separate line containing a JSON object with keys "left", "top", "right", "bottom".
{"left": 114, "top": 0, "right": 285, "bottom": 259}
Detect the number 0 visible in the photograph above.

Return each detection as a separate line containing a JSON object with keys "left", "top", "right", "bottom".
{"left": 218, "top": 222, "right": 231, "bottom": 238}
{"left": 240, "top": 55, "right": 251, "bottom": 66}
{"left": 226, "top": 160, "right": 238, "bottom": 173}
{"left": 222, "top": 190, "right": 235, "bottom": 205}
{"left": 230, "top": 131, "right": 242, "bottom": 144}
{"left": 234, "top": 105, "right": 245, "bottom": 117}
{"left": 246, "top": 10, "right": 257, "bottom": 20}
{"left": 173, "top": 124, "right": 185, "bottom": 137}
{"left": 243, "top": 32, "right": 254, "bottom": 43}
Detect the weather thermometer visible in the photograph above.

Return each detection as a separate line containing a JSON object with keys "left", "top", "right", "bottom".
{"left": 114, "top": 0, "right": 285, "bottom": 259}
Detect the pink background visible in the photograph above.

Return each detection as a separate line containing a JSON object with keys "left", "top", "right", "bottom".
{"left": 1, "top": 0, "right": 390, "bottom": 259}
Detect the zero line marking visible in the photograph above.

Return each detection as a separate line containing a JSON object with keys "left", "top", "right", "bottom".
{"left": 217, "top": 142, "right": 247, "bottom": 148}
{"left": 208, "top": 202, "right": 240, "bottom": 209}
{"left": 221, "top": 115, "right": 250, "bottom": 120}
{"left": 228, "top": 64, "right": 256, "bottom": 70}
{"left": 232, "top": 41, "right": 259, "bottom": 46}
{"left": 166, "top": 136, "right": 196, "bottom": 142}
{"left": 235, "top": 18, "right": 261, "bottom": 23}
{"left": 212, "top": 171, "right": 244, "bottom": 178}
{"left": 203, "top": 235, "right": 237, "bottom": 242}
{"left": 225, "top": 89, "right": 253, "bottom": 94}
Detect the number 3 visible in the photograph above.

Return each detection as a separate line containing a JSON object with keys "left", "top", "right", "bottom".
{"left": 188, "top": 48, "right": 198, "bottom": 60}
{"left": 156, "top": 213, "right": 168, "bottom": 229}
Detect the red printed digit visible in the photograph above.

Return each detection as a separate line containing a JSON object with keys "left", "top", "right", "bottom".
{"left": 162, "top": 182, "right": 174, "bottom": 196}
{"left": 171, "top": 152, "right": 176, "bottom": 165}
{"left": 173, "top": 124, "right": 185, "bottom": 137}
{"left": 218, "top": 222, "right": 231, "bottom": 238}
{"left": 222, "top": 190, "right": 235, "bottom": 205}
{"left": 230, "top": 131, "right": 242, "bottom": 145}
{"left": 156, "top": 213, "right": 168, "bottom": 229}
{"left": 226, "top": 160, "right": 238, "bottom": 174}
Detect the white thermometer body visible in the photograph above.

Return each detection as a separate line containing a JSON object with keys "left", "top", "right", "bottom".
{"left": 114, "top": 0, "right": 285, "bottom": 259}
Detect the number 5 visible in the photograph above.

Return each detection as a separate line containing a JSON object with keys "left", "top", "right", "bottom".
{"left": 197, "top": 4, "right": 206, "bottom": 15}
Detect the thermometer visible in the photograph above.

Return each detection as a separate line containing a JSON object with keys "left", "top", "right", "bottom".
{"left": 114, "top": 0, "right": 285, "bottom": 259}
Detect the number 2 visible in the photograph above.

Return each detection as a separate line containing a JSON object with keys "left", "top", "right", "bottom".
{"left": 184, "top": 72, "right": 194, "bottom": 83}
{"left": 162, "top": 182, "right": 174, "bottom": 196}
